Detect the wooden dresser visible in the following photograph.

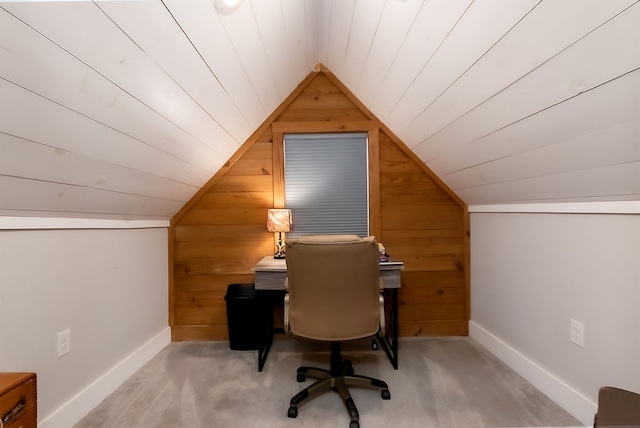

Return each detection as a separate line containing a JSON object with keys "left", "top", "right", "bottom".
{"left": 0, "top": 373, "right": 37, "bottom": 428}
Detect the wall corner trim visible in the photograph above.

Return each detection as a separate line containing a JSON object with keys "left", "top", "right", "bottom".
{"left": 38, "top": 327, "right": 171, "bottom": 428}
{"left": 0, "top": 217, "right": 170, "bottom": 230}
{"left": 469, "top": 201, "right": 640, "bottom": 214}
{"left": 469, "top": 321, "right": 596, "bottom": 425}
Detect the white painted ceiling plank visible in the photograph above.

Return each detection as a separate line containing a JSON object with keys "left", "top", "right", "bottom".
{"left": 369, "top": 0, "right": 473, "bottom": 121}
{"left": 0, "top": 8, "right": 223, "bottom": 172}
{"left": 217, "top": 1, "right": 281, "bottom": 115}
{"left": 251, "top": 0, "right": 301, "bottom": 102}
{"left": 0, "top": 176, "right": 184, "bottom": 217}
{"left": 431, "top": 68, "right": 640, "bottom": 175}
{"left": 445, "top": 120, "right": 640, "bottom": 190}
{"left": 354, "top": 0, "right": 424, "bottom": 106}
{"left": 302, "top": 0, "right": 321, "bottom": 73}
{"left": 107, "top": 1, "right": 253, "bottom": 146}
{"left": 281, "top": 0, "right": 316, "bottom": 85}
{"left": 317, "top": 0, "right": 331, "bottom": 65}
{"left": 338, "top": 0, "right": 385, "bottom": 94}
{"left": 0, "top": 80, "right": 212, "bottom": 186}
{"left": 324, "top": 0, "right": 357, "bottom": 79}
{"left": 162, "top": 0, "right": 265, "bottom": 130}
{"left": 402, "top": 0, "right": 638, "bottom": 144}
{"left": 383, "top": 0, "right": 540, "bottom": 130}
{"left": 4, "top": 2, "right": 232, "bottom": 159}
{"left": 0, "top": 133, "right": 197, "bottom": 202}
{"left": 413, "top": 3, "right": 640, "bottom": 162}
{"left": 95, "top": 1, "right": 246, "bottom": 155}
{"left": 456, "top": 162, "right": 640, "bottom": 205}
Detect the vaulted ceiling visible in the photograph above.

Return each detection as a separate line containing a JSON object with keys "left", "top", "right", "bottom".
{"left": 1, "top": 0, "right": 638, "bottom": 220}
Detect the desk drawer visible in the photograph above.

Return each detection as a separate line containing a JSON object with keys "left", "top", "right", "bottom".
{"left": 0, "top": 373, "right": 37, "bottom": 428}
{"left": 255, "top": 271, "right": 288, "bottom": 290}
{"left": 256, "top": 270, "right": 401, "bottom": 289}
{"left": 381, "top": 270, "right": 401, "bottom": 288}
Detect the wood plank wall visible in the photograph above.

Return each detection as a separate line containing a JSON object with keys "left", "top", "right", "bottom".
{"left": 170, "top": 70, "right": 469, "bottom": 341}
{"left": 379, "top": 133, "right": 467, "bottom": 336}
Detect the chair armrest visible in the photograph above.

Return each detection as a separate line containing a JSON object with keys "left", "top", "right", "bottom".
{"left": 284, "top": 293, "right": 291, "bottom": 335}
{"left": 379, "top": 294, "right": 386, "bottom": 337}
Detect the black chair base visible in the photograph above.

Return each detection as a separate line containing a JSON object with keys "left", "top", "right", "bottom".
{"left": 287, "top": 343, "right": 390, "bottom": 428}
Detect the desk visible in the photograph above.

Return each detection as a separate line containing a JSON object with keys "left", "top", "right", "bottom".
{"left": 252, "top": 256, "right": 403, "bottom": 371}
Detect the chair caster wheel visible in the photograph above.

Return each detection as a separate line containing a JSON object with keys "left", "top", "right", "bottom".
{"left": 381, "top": 389, "right": 391, "bottom": 400}
{"left": 296, "top": 373, "right": 306, "bottom": 382}
{"left": 288, "top": 406, "right": 298, "bottom": 418}
{"left": 350, "top": 420, "right": 360, "bottom": 428}
{"left": 371, "top": 339, "right": 379, "bottom": 350}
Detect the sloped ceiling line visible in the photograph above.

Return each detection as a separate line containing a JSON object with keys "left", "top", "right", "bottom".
{"left": 0, "top": 130, "right": 199, "bottom": 201}
{"left": 370, "top": 0, "right": 541, "bottom": 130}
{"left": 420, "top": 0, "right": 640, "bottom": 155}
{"left": 402, "top": 0, "right": 637, "bottom": 152}
{"left": 433, "top": 68, "right": 640, "bottom": 178}
{"left": 94, "top": 1, "right": 245, "bottom": 154}
{"left": 0, "top": 5, "right": 226, "bottom": 174}
{"left": 397, "top": 0, "right": 541, "bottom": 135}
{"left": 451, "top": 120, "right": 640, "bottom": 191}
{"left": 162, "top": 1, "right": 264, "bottom": 135}
{"left": 355, "top": 0, "right": 425, "bottom": 105}
{"left": 402, "top": 0, "right": 637, "bottom": 144}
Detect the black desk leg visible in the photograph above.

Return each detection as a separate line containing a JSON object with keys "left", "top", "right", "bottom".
{"left": 258, "top": 327, "right": 273, "bottom": 372}
{"left": 256, "top": 290, "right": 284, "bottom": 372}
{"left": 378, "top": 288, "right": 399, "bottom": 369}
{"left": 257, "top": 289, "right": 396, "bottom": 371}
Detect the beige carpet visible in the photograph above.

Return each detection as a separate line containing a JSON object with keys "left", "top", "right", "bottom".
{"left": 74, "top": 337, "right": 583, "bottom": 428}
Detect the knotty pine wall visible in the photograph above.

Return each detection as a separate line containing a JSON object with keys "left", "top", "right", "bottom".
{"left": 170, "top": 67, "right": 469, "bottom": 341}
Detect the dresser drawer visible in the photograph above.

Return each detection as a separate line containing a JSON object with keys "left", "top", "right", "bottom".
{"left": 0, "top": 373, "right": 37, "bottom": 428}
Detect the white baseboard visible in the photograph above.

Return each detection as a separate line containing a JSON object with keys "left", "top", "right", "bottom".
{"left": 39, "top": 327, "right": 171, "bottom": 428}
{"left": 469, "top": 321, "right": 596, "bottom": 426}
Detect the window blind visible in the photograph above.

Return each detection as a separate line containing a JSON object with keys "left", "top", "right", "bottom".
{"left": 284, "top": 133, "right": 368, "bottom": 238}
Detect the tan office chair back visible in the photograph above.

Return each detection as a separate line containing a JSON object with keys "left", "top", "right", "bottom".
{"left": 285, "top": 235, "right": 381, "bottom": 341}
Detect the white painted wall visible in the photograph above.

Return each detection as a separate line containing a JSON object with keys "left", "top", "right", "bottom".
{"left": 0, "top": 227, "right": 170, "bottom": 427}
{"left": 469, "top": 212, "right": 640, "bottom": 424}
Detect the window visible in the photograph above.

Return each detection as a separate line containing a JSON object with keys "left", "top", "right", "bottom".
{"left": 284, "top": 133, "right": 368, "bottom": 238}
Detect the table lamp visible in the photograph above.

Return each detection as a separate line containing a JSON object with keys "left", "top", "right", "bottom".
{"left": 267, "top": 208, "right": 292, "bottom": 259}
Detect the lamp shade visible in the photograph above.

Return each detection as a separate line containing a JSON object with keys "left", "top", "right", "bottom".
{"left": 267, "top": 209, "right": 292, "bottom": 233}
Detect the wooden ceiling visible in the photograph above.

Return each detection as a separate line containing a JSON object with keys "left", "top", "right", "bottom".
{"left": 1, "top": 0, "right": 638, "bottom": 220}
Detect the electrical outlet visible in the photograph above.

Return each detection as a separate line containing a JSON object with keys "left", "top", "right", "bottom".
{"left": 57, "top": 329, "right": 71, "bottom": 357}
{"left": 570, "top": 319, "right": 584, "bottom": 348}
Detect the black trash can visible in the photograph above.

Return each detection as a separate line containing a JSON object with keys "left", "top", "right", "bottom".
{"left": 224, "top": 283, "right": 265, "bottom": 351}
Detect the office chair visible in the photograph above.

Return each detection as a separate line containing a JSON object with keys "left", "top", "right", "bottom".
{"left": 594, "top": 386, "right": 640, "bottom": 427}
{"left": 283, "top": 235, "right": 390, "bottom": 428}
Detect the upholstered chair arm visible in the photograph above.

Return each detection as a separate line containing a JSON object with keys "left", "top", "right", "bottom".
{"left": 284, "top": 293, "right": 291, "bottom": 335}
{"left": 379, "top": 293, "right": 386, "bottom": 337}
